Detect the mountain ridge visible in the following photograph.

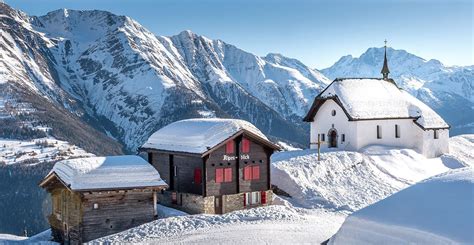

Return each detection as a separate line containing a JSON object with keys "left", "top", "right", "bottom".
{"left": 1, "top": 3, "right": 329, "bottom": 152}
{"left": 321, "top": 47, "right": 473, "bottom": 135}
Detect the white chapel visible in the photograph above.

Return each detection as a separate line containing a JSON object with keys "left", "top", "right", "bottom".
{"left": 303, "top": 44, "right": 449, "bottom": 158}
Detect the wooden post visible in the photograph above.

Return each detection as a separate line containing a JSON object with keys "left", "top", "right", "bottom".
{"left": 153, "top": 191, "right": 157, "bottom": 218}
{"left": 317, "top": 134, "right": 321, "bottom": 161}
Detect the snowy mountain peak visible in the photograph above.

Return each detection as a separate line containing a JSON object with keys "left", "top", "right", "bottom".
{"left": 321, "top": 47, "right": 474, "bottom": 135}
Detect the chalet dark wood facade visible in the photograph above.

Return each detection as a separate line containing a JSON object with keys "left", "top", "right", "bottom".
{"left": 39, "top": 156, "right": 167, "bottom": 244}
{"left": 141, "top": 124, "right": 280, "bottom": 214}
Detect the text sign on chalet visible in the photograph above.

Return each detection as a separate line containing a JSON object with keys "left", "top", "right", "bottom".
{"left": 223, "top": 154, "right": 250, "bottom": 161}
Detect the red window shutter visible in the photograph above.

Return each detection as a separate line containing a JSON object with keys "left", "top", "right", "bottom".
{"left": 224, "top": 168, "right": 232, "bottom": 182}
{"left": 261, "top": 191, "right": 267, "bottom": 204}
{"left": 226, "top": 140, "right": 234, "bottom": 154}
{"left": 244, "top": 166, "right": 251, "bottom": 180}
{"left": 252, "top": 166, "right": 260, "bottom": 180}
{"left": 215, "top": 168, "right": 223, "bottom": 183}
{"left": 242, "top": 138, "right": 250, "bottom": 153}
{"left": 194, "top": 168, "right": 202, "bottom": 185}
{"left": 172, "top": 192, "right": 177, "bottom": 204}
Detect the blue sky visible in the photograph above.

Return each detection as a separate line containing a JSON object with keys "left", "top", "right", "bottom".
{"left": 5, "top": 0, "right": 473, "bottom": 68}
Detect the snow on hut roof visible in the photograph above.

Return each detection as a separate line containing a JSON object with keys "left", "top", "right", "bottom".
{"left": 308, "top": 78, "right": 448, "bottom": 129}
{"left": 47, "top": 155, "right": 167, "bottom": 191}
{"left": 142, "top": 118, "right": 270, "bottom": 154}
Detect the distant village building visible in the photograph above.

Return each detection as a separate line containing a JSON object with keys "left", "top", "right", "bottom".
{"left": 140, "top": 118, "right": 280, "bottom": 214}
{"left": 303, "top": 43, "right": 450, "bottom": 158}
{"left": 39, "top": 156, "right": 167, "bottom": 244}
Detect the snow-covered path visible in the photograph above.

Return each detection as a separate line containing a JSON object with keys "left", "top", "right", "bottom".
{"left": 142, "top": 208, "right": 345, "bottom": 244}
{"left": 98, "top": 206, "right": 346, "bottom": 244}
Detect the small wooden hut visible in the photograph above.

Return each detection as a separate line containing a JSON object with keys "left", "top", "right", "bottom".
{"left": 140, "top": 118, "right": 280, "bottom": 214}
{"left": 39, "top": 155, "right": 168, "bottom": 244}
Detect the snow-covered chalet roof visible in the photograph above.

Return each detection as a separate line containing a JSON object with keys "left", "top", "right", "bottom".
{"left": 41, "top": 155, "right": 167, "bottom": 191}
{"left": 142, "top": 118, "right": 277, "bottom": 154}
{"left": 304, "top": 78, "right": 449, "bottom": 130}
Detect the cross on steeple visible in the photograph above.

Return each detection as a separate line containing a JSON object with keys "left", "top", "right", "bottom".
{"left": 381, "top": 40, "right": 390, "bottom": 80}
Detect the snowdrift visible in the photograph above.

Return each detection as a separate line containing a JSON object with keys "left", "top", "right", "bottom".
{"left": 329, "top": 167, "right": 474, "bottom": 244}
{"left": 271, "top": 135, "right": 473, "bottom": 211}
{"left": 271, "top": 147, "right": 449, "bottom": 211}
{"left": 95, "top": 205, "right": 305, "bottom": 243}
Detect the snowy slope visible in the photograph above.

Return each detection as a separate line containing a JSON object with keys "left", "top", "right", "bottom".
{"left": 95, "top": 205, "right": 345, "bottom": 244}
{"left": 0, "top": 137, "right": 94, "bottom": 165}
{"left": 271, "top": 135, "right": 472, "bottom": 211}
{"left": 321, "top": 47, "right": 474, "bottom": 135}
{"left": 1, "top": 2, "right": 329, "bottom": 151}
{"left": 329, "top": 167, "right": 474, "bottom": 244}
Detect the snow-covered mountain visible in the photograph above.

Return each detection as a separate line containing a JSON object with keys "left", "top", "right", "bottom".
{"left": 0, "top": 3, "right": 329, "bottom": 151}
{"left": 321, "top": 47, "right": 474, "bottom": 135}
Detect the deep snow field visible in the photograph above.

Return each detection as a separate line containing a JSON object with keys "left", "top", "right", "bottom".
{"left": 0, "top": 135, "right": 472, "bottom": 244}
{"left": 330, "top": 167, "right": 474, "bottom": 244}
{"left": 0, "top": 137, "right": 94, "bottom": 165}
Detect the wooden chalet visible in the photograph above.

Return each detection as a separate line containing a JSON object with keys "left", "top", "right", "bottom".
{"left": 39, "top": 155, "right": 168, "bottom": 244}
{"left": 140, "top": 118, "right": 281, "bottom": 214}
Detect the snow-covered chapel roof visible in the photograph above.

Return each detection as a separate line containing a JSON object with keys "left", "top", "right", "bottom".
{"left": 141, "top": 118, "right": 278, "bottom": 155}
{"left": 40, "top": 155, "right": 167, "bottom": 191}
{"left": 304, "top": 78, "right": 449, "bottom": 130}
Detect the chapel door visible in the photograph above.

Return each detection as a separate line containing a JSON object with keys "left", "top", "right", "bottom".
{"left": 329, "top": 130, "right": 338, "bottom": 148}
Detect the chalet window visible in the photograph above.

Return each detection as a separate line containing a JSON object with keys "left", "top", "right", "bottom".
{"left": 331, "top": 110, "right": 336, "bottom": 116}
{"left": 377, "top": 125, "right": 382, "bottom": 139}
{"left": 252, "top": 166, "right": 260, "bottom": 180}
{"left": 93, "top": 203, "right": 99, "bottom": 209}
{"left": 395, "top": 125, "right": 400, "bottom": 138}
{"left": 225, "top": 140, "right": 235, "bottom": 154}
{"left": 320, "top": 134, "right": 325, "bottom": 141}
{"left": 216, "top": 168, "right": 232, "bottom": 183}
{"left": 241, "top": 138, "right": 251, "bottom": 153}
{"left": 434, "top": 130, "right": 439, "bottom": 139}
{"left": 244, "top": 192, "right": 261, "bottom": 206}
{"left": 341, "top": 134, "right": 345, "bottom": 142}
{"left": 261, "top": 191, "right": 267, "bottom": 204}
{"left": 216, "top": 168, "right": 224, "bottom": 183}
{"left": 224, "top": 168, "right": 232, "bottom": 182}
{"left": 171, "top": 192, "right": 177, "bottom": 204}
{"left": 194, "top": 168, "right": 202, "bottom": 185}
{"left": 244, "top": 166, "right": 260, "bottom": 180}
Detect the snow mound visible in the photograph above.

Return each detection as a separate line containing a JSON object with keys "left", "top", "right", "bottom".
{"left": 0, "top": 229, "right": 56, "bottom": 244}
{"left": 329, "top": 167, "right": 474, "bottom": 244}
{"left": 271, "top": 142, "right": 467, "bottom": 211}
{"left": 95, "top": 205, "right": 305, "bottom": 243}
{"left": 47, "top": 155, "right": 167, "bottom": 190}
{"left": 320, "top": 78, "right": 449, "bottom": 129}
{"left": 270, "top": 136, "right": 472, "bottom": 243}
{"left": 441, "top": 134, "right": 474, "bottom": 168}
{"left": 142, "top": 118, "right": 269, "bottom": 154}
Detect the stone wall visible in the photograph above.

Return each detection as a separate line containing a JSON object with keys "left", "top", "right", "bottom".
{"left": 158, "top": 191, "right": 214, "bottom": 214}
{"left": 159, "top": 190, "right": 273, "bottom": 215}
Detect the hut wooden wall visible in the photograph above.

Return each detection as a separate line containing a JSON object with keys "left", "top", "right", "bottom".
{"left": 80, "top": 190, "right": 155, "bottom": 242}
{"left": 48, "top": 187, "right": 83, "bottom": 243}
{"left": 150, "top": 153, "right": 171, "bottom": 188}
{"left": 206, "top": 140, "right": 238, "bottom": 196}
{"left": 238, "top": 138, "right": 271, "bottom": 193}
{"left": 174, "top": 155, "right": 203, "bottom": 195}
